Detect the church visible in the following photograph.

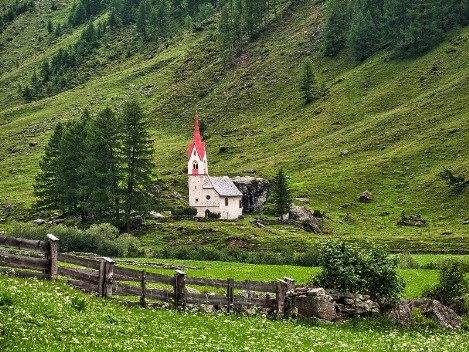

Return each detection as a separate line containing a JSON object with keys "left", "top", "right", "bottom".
{"left": 187, "top": 115, "right": 243, "bottom": 220}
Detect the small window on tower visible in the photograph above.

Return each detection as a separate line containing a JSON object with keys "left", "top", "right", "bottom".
{"left": 195, "top": 198, "right": 199, "bottom": 202}
{"left": 206, "top": 195, "right": 211, "bottom": 200}
{"left": 225, "top": 197, "right": 228, "bottom": 206}
{"left": 193, "top": 161, "right": 199, "bottom": 170}
{"left": 239, "top": 200, "right": 242, "bottom": 208}
{"left": 193, "top": 150, "right": 196, "bottom": 156}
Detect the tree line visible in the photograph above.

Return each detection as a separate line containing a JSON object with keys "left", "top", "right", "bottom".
{"left": 34, "top": 100, "right": 158, "bottom": 231}
{"left": 324, "top": 0, "right": 469, "bottom": 60}
{"left": 218, "top": 0, "right": 285, "bottom": 62}
{"left": 0, "top": 0, "right": 34, "bottom": 32}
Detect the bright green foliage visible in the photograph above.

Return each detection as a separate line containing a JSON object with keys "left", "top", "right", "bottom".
{"left": 300, "top": 58, "right": 315, "bottom": 103}
{"left": 424, "top": 260, "right": 468, "bottom": 308}
{"left": 120, "top": 100, "right": 156, "bottom": 231}
{"left": 312, "top": 240, "right": 405, "bottom": 300}
{"left": 270, "top": 168, "right": 292, "bottom": 220}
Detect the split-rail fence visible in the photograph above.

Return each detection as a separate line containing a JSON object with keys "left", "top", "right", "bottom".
{"left": 0, "top": 234, "right": 296, "bottom": 316}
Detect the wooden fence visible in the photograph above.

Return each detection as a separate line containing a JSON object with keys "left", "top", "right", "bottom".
{"left": 0, "top": 235, "right": 295, "bottom": 316}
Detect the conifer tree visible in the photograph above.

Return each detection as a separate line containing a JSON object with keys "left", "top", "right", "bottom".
{"left": 348, "top": 0, "right": 380, "bottom": 60}
{"left": 83, "top": 107, "right": 122, "bottom": 223}
{"left": 120, "top": 100, "right": 155, "bottom": 231}
{"left": 34, "top": 123, "right": 64, "bottom": 210}
{"left": 136, "top": 0, "right": 151, "bottom": 41}
{"left": 300, "top": 58, "right": 315, "bottom": 103}
{"left": 323, "top": 0, "right": 351, "bottom": 56}
{"left": 271, "top": 168, "right": 292, "bottom": 221}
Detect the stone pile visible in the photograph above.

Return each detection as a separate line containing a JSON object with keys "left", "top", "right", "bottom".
{"left": 287, "top": 287, "right": 379, "bottom": 321}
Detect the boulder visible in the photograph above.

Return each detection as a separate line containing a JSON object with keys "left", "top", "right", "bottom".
{"left": 231, "top": 176, "right": 271, "bottom": 213}
{"left": 148, "top": 211, "right": 165, "bottom": 219}
{"left": 293, "top": 294, "right": 338, "bottom": 321}
{"left": 33, "top": 219, "right": 45, "bottom": 225}
{"left": 463, "top": 219, "right": 469, "bottom": 225}
{"left": 397, "top": 215, "right": 426, "bottom": 227}
{"left": 388, "top": 299, "right": 462, "bottom": 329}
{"left": 359, "top": 190, "right": 372, "bottom": 203}
{"left": 289, "top": 205, "right": 321, "bottom": 233}
{"left": 340, "top": 150, "right": 349, "bottom": 157}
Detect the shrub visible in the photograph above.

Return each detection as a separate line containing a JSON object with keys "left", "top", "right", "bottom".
{"left": 172, "top": 207, "right": 197, "bottom": 216}
{"left": 423, "top": 260, "right": 468, "bottom": 315}
{"left": 398, "top": 253, "right": 421, "bottom": 269}
{"left": 0, "top": 291, "right": 14, "bottom": 307}
{"left": 310, "top": 240, "right": 405, "bottom": 300}
{"left": 207, "top": 211, "right": 221, "bottom": 219}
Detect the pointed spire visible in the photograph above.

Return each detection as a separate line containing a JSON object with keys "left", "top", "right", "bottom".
{"left": 193, "top": 113, "right": 201, "bottom": 143}
{"left": 187, "top": 113, "right": 206, "bottom": 161}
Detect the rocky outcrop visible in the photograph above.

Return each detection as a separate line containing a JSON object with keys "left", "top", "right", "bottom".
{"left": 388, "top": 299, "right": 462, "bottom": 329}
{"left": 287, "top": 287, "right": 379, "bottom": 321}
{"left": 289, "top": 205, "right": 321, "bottom": 233}
{"left": 231, "top": 176, "right": 271, "bottom": 213}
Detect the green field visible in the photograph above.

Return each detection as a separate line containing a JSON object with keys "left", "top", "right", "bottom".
{"left": 0, "top": 274, "right": 468, "bottom": 352}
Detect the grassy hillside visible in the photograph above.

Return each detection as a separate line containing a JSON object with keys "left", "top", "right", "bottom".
{"left": 0, "top": 1, "right": 468, "bottom": 249}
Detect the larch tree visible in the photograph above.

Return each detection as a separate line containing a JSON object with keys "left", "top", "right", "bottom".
{"left": 120, "top": 100, "right": 155, "bottom": 231}
{"left": 300, "top": 57, "right": 315, "bottom": 104}
{"left": 271, "top": 168, "right": 292, "bottom": 221}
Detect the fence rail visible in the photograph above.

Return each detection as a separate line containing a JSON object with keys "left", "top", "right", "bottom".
{"left": 0, "top": 234, "right": 296, "bottom": 316}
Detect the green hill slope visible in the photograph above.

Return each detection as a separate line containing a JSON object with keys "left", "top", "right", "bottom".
{"left": 0, "top": 1, "right": 468, "bottom": 246}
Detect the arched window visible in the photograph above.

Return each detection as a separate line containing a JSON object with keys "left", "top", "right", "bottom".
{"left": 193, "top": 161, "right": 199, "bottom": 170}
{"left": 239, "top": 200, "right": 242, "bottom": 208}
{"left": 225, "top": 197, "right": 228, "bottom": 206}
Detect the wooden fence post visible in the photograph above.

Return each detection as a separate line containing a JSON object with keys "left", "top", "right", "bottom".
{"left": 140, "top": 270, "right": 147, "bottom": 307}
{"left": 46, "top": 234, "right": 59, "bottom": 280}
{"left": 276, "top": 279, "right": 288, "bottom": 318}
{"left": 174, "top": 270, "right": 186, "bottom": 310}
{"left": 227, "top": 278, "right": 234, "bottom": 313}
{"left": 99, "top": 257, "right": 114, "bottom": 298}
{"left": 284, "top": 277, "right": 296, "bottom": 291}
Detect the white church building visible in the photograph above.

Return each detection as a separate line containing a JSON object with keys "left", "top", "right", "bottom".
{"left": 187, "top": 115, "right": 243, "bottom": 220}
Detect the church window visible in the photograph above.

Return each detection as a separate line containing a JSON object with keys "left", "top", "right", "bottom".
{"left": 193, "top": 161, "right": 198, "bottom": 170}
{"left": 206, "top": 195, "right": 211, "bottom": 200}
{"left": 195, "top": 198, "right": 198, "bottom": 202}
{"left": 239, "top": 200, "right": 242, "bottom": 208}
{"left": 225, "top": 197, "right": 228, "bottom": 206}
{"left": 193, "top": 150, "right": 196, "bottom": 156}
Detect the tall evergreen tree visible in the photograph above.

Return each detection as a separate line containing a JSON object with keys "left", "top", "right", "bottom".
{"left": 271, "top": 168, "right": 292, "bottom": 221}
{"left": 323, "top": 0, "right": 351, "bottom": 56}
{"left": 120, "top": 100, "right": 155, "bottom": 231}
{"left": 348, "top": 0, "right": 380, "bottom": 60}
{"left": 136, "top": 0, "right": 151, "bottom": 41}
{"left": 34, "top": 123, "right": 64, "bottom": 210}
{"left": 83, "top": 107, "right": 122, "bottom": 223}
{"left": 300, "top": 58, "right": 315, "bottom": 103}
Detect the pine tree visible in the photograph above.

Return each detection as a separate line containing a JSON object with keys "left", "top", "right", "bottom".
{"left": 34, "top": 123, "right": 64, "bottom": 210}
{"left": 323, "top": 0, "right": 351, "bottom": 56}
{"left": 47, "top": 19, "right": 54, "bottom": 34}
{"left": 300, "top": 58, "right": 315, "bottom": 103}
{"left": 83, "top": 107, "right": 122, "bottom": 223}
{"left": 136, "top": 0, "right": 151, "bottom": 41}
{"left": 120, "top": 100, "right": 155, "bottom": 231}
{"left": 348, "top": 0, "right": 380, "bottom": 60}
{"left": 271, "top": 168, "right": 292, "bottom": 221}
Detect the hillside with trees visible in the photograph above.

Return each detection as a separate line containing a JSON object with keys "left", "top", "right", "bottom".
{"left": 0, "top": 0, "right": 468, "bottom": 248}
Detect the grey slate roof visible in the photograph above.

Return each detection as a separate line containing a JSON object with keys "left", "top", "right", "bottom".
{"left": 203, "top": 176, "right": 243, "bottom": 197}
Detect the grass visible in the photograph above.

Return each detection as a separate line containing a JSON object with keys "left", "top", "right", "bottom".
{"left": 1, "top": 275, "right": 468, "bottom": 351}
{"left": 0, "top": 1, "right": 468, "bottom": 252}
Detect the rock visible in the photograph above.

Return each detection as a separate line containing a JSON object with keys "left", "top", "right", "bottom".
{"left": 294, "top": 294, "right": 338, "bottom": 321}
{"left": 359, "top": 190, "right": 372, "bottom": 203}
{"left": 170, "top": 192, "right": 182, "bottom": 199}
{"left": 148, "top": 211, "right": 165, "bottom": 219}
{"left": 231, "top": 176, "right": 271, "bottom": 213}
{"left": 294, "top": 197, "right": 309, "bottom": 203}
{"left": 388, "top": 299, "right": 462, "bottom": 329}
{"left": 419, "top": 300, "right": 462, "bottom": 329}
{"left": 33, "top": 219, "right": 45, "bottom": 225}
{"left": 29, "top": 141, "right": 38, "bottom": 147}
{"left": 242, "top": 169, "right": 256, "bottom": 174}
{"left": 340, "top": 150, "right": 349, "bottom": 157}
{"left": 463, "top": 219, "right": 469, "bottom": 225}
{"left": 306, "top": 288, "right": 326, "bottom": 297}
{"left": 289, "top": 205, "right": 321, "bottom": 233}
{"left": 397, "top": 215, "right": 426, "bottom": 227}
{"left": 9, "top": 169, "right": 17, "bottom": 174}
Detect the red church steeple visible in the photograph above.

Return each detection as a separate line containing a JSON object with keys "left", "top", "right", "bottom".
{"left": 187, "top": 114, "right": 206, "bottom": 160}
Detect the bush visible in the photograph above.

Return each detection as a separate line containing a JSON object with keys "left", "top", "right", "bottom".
{"left": 151, "top": 245, "right": 320, "bottom": 266}
{"left": 398, "top": 253, "right": 421, "bottom": 269}
{"left": 423, "top": 260, "right": 468, "bottom": 315}
{"left": 309, "top": 240, "right": 404, "bottom": 300}
{"left": 172, "top": 207, "right": 197, "bottom": 216}
{"left": 207, "top": 211, "right": 221, "bottom": 219}
{"left": 10, "top": 222, "right": 143, "bottom": 257}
